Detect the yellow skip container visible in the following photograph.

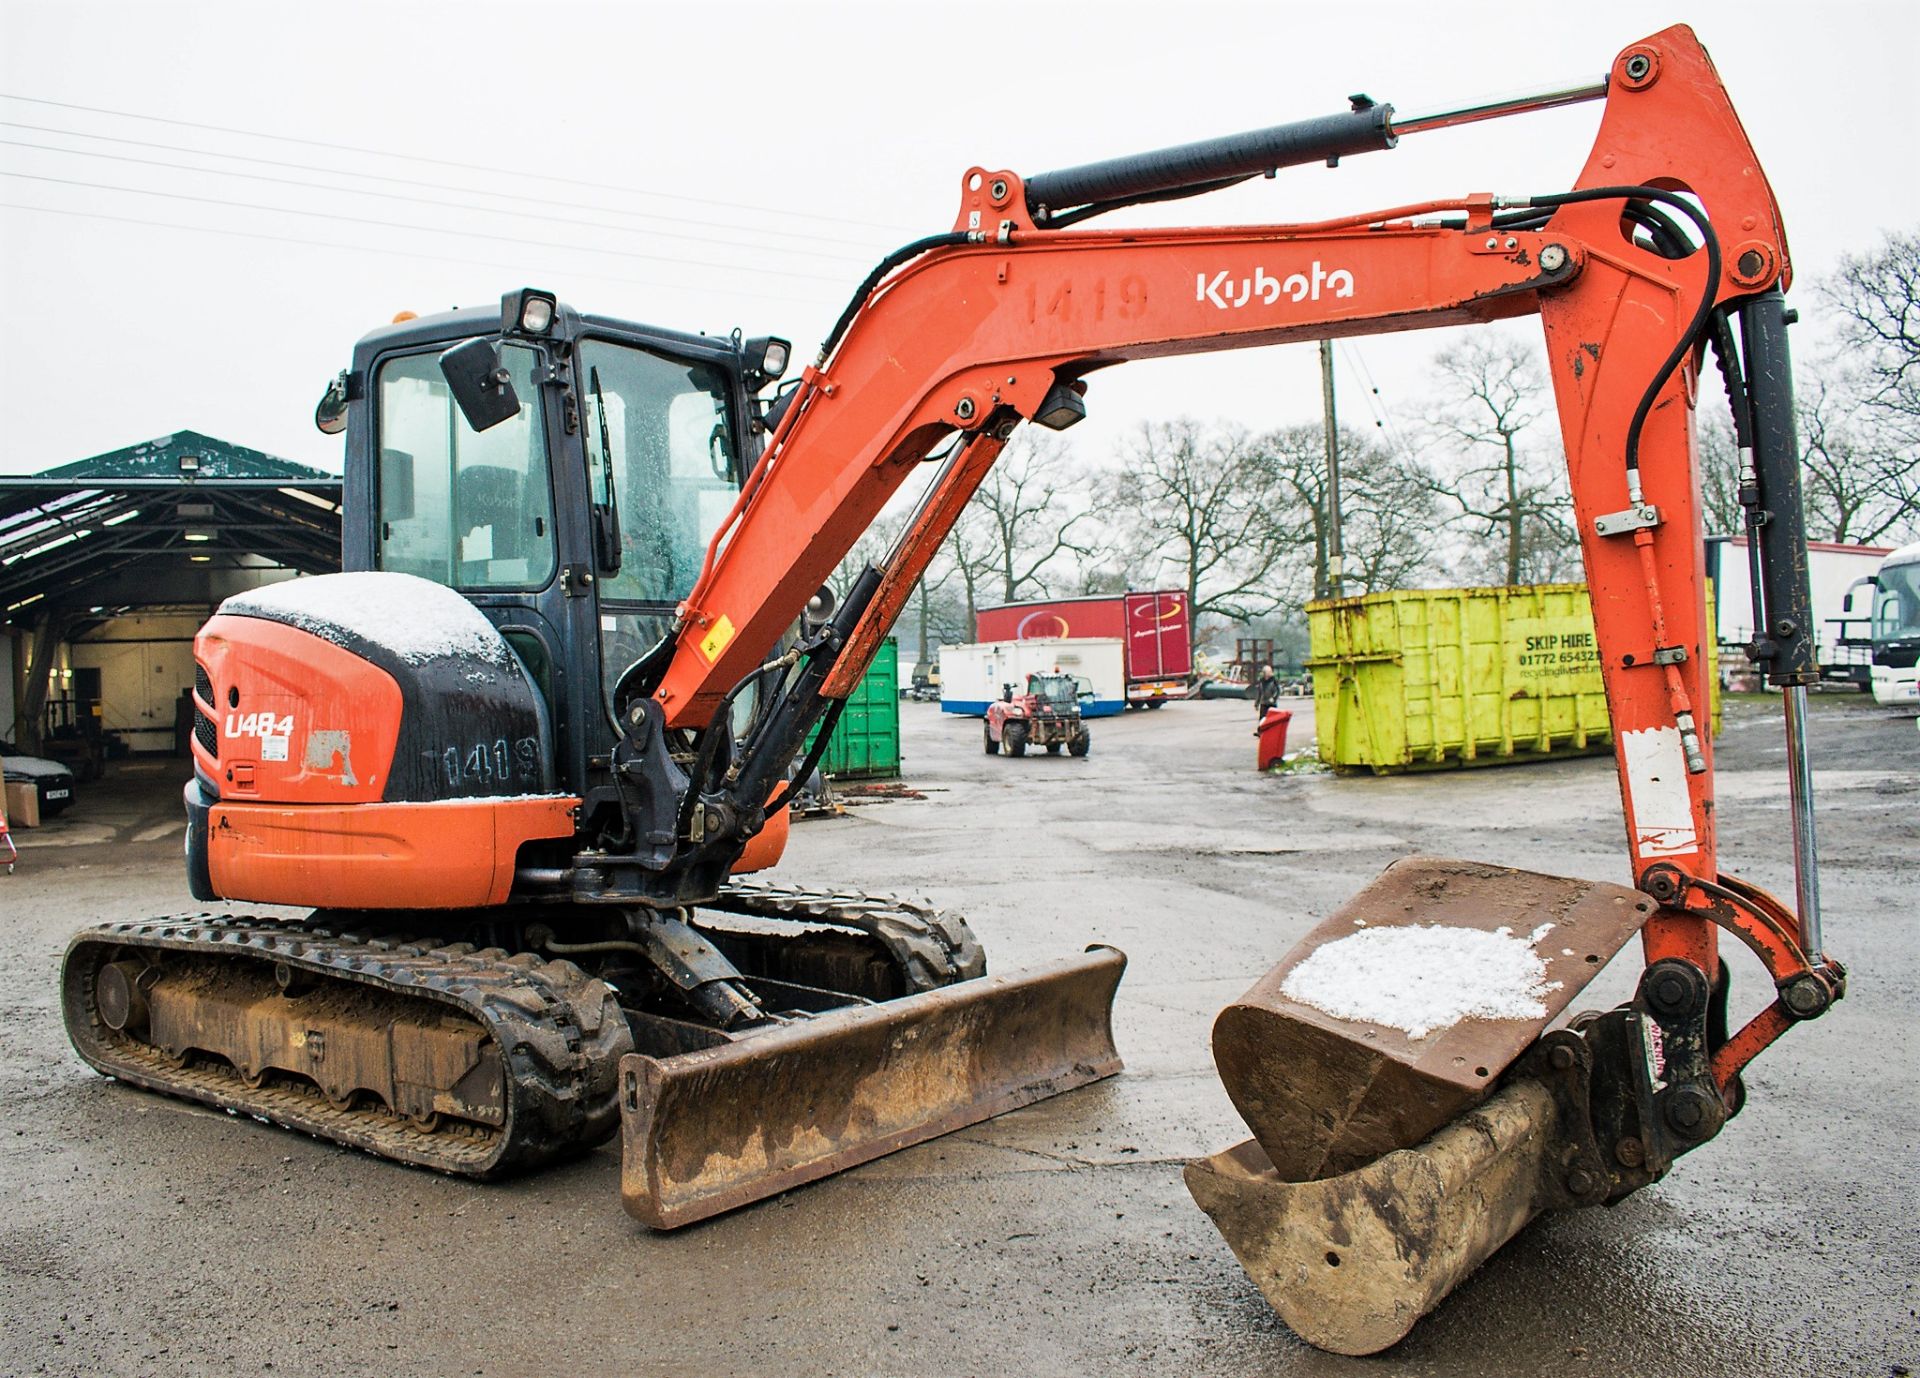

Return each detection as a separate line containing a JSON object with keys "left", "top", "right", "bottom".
{"left": 1305, "top": 583, "right": 1718, "bottom": 774}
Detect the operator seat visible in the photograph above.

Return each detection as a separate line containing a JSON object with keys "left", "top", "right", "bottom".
{"left": 456, "top": 464, "right": 525, "bottom": 562}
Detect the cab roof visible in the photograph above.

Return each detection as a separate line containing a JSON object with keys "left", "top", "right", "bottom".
{"left": 350, "top": 299, "right": 740, "bottom": 365}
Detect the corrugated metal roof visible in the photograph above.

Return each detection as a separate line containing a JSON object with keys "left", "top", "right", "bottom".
{"left": 30, "top": 429, "right": 335, "bottom": 483}
{"left": 0, "top": 432, "right": 341, "bottom": 621}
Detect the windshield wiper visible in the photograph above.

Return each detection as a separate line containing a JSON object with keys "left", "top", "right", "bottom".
{"left": 589, "top": 365, "right": 623, "bottom": 577}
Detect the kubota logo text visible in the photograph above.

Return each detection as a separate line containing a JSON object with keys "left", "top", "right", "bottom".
{"left": 1197, "top": 262, "right": 1355, "bottom": 310}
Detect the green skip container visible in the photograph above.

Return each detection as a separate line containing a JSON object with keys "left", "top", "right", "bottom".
{"left": 806, "top": 638, "right": 902, "bottom": 780}
{"left": 1306, "top": 583, "right": 1717, "bottom": 774}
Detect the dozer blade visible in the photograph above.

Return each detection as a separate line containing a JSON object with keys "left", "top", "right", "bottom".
{"left": 621, "top": 945, "right": 1125, "bottom": 1228}
{"left": 1185, "top": 1078, "right": 1563, "bottom": 1356}
{"left": 1192, "top": 857, "right": 1654, "bottom": 1352}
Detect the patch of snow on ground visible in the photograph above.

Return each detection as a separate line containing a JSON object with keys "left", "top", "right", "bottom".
{"left": 223, "top": 573, "right": 509, "bottom": 665}
{"left": 1282, "top": 922, "right": 1562, "bottom": 1039}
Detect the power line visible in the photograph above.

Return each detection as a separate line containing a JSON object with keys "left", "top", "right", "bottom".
{"left": 0, "top": 117, "right": 890, "bottom": 252}
{"left": 0, "top": 135, "right": 875, "bottom": 266}
{"left": 0, "top": 91, "right": 918, "bottom": 234}
{"left": 0, "top": 169, "right": 854, "bottom": 283}
{"left": 1338, "top": 340, "right": 1418, "bottom": 462}
{"left": 0, "top": 201, "right": 841, "bottom": 313}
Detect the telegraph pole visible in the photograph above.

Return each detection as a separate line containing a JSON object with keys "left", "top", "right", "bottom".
{"left": 1319, "top": 339, "right": 1345, "bottom": 598}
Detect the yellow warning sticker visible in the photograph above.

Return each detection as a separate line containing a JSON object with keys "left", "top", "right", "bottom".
{"left": 698, "top": 614, "right": 737, "bottom": 664}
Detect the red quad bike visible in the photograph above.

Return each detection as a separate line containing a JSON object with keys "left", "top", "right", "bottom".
{"left": 984, "top": 673, "right": 1092, "bottom": 758}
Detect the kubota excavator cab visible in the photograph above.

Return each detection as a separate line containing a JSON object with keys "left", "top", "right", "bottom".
{"left": 332, "top": 291, "right": 787, "bottom": 816}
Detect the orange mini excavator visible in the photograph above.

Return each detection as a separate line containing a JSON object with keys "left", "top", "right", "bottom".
{"left": 64, "top": 23, "right": 1838, "bottom": 1350}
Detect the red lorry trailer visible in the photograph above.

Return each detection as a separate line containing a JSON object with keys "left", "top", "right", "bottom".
{"left": 975, "top": 592, "right": 1191, "bottom": 707}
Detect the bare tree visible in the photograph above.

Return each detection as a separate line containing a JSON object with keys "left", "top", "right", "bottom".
{"left": 906, "top": 553, "right": 972, "bottom": 663}
{"left": 1672, "top": 373, "right": 1916, "bottom": 547}
{"left": 1422, "top": 334, "right": 1578, "bottom": 584}
{"left": 968, "top": 432, "right": 1094, "bottom": 604}
{"left": 1821, "top": 228, "right": 1920, "bottom": 451}
{"left": 1252, "top": 422, "right": 1440, "bottom": 598}
{"left": 1061, "top": 553, "right": 1130, "bottom": 597}
{"left": 1797, "top": 376, "right": 1920, "bottom": 544}
{"left": 1799, "top": 229, "right": 1920, "bottom": 544}
{"left": 1693, "top": 409, "right": 1745, "bottom": 538}
{"left": 1110, "top": 418, "right": 1293, "bottom": 623}
{"left": 941, "top": 503, "right": 998, "bottom": 641}
{"left": 906, "top": 430, "right": 1097, "bottom": 639}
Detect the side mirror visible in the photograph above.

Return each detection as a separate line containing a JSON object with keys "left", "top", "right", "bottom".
{"left": 439, "top": 338, "right": 521, "bottom": 432}
{"left": 314, "top": 370, "right": 351, "bottom": 435}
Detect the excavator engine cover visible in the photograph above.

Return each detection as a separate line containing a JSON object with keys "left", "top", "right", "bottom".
{"left": 1190, "top": 857, "right": 1652, "bottom": 1352}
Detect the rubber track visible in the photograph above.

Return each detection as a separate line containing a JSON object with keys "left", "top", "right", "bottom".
{"left": 62, "top": 914, "right": 632, "bottom": 1178}
{"left": 706, "top": 880, "right": 987, "bottom": 988}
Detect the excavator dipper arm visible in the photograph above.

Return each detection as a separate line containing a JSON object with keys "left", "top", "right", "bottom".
{"left": 636, "top": 22, "right": 1840, "bottom": 1348}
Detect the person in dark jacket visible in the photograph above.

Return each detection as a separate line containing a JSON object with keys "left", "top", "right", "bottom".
{"left": 1252, "top": 664, "right": 1281, "bottom": 717}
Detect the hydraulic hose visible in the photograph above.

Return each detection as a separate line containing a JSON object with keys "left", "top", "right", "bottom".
{"left": 1524, "top": 184, "right": 1724, "bottom": 486}
{"left": 818, "top": 232, "right": 972, "bottom": 365}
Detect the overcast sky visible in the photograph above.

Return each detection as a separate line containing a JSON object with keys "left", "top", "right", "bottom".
{"left": 2, "top": 0, "right": 1916, "bottom": 480}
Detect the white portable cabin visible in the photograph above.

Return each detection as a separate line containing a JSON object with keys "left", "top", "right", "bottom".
{"left": 937, "top": 638, "right": 1126, "bottom": 717}
{"left": 1707, "top": 537, "right": 1891, "bottom": 677}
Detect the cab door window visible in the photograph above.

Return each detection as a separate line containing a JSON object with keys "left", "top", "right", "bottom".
{"left": 375, "top": 344, "right": 556, "bottom": 590}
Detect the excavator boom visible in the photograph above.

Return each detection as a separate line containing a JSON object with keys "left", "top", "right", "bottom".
{"left": 619, "top": 21, "right": 1840, "bottom": 1347}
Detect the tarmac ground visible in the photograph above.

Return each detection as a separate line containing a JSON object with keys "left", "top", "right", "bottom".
{"left": 2, "top": 692, "right": 1914, "bottom": 1377}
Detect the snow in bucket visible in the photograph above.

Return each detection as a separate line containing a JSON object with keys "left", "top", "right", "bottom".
{"left": 1281, "top": 922, "right": 1562, "bottom": 1039}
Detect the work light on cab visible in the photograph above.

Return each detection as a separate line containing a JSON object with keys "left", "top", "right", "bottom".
{"left": 743, "top": 335, "right": 792, "bottom": 388}
{"left": 503, "top": 287, "right": 557, "bottom": 336}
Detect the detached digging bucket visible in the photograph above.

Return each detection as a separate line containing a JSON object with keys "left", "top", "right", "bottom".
{"left": 1187, "top": 857, "right": 1652, "bottom": 1355}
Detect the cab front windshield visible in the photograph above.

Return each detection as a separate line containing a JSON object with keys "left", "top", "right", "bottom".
{"left": 577, "top": 338, "right": 741, "bottom": 707}
{"left": 1873, "top": 560, "right": 1920, "bottom": 644}
{"left": 580, "top": 338, "right": 740, "bottom": 606}
{"left": 1030, "top": 674, "right": 1082, "bottom": 708}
